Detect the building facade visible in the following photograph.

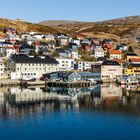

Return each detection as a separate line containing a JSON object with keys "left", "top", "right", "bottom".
{"left": 7, "top": 54, "right": 59, "bottom": 79}
{"left": 56, "top": 58, "right": 74, "bottom": 71}
{"left": 92, "top": 60, "right": 122, "bottom": 81}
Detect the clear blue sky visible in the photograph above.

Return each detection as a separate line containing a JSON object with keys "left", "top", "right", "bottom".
{"left": 0, "top": 0, "right": 140, "bottom": 23}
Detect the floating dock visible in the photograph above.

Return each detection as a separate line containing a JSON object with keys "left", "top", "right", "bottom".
{"left": 20, "top": 81, "right": 91, "bottom": 88}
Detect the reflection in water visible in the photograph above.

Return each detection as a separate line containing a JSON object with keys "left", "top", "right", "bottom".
{"left": 0, "top": 84, "right": 140, "bottom": 119}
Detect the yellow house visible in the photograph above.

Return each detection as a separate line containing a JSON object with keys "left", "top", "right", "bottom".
{"left": 123, "top": 64, "right": 140, "bottom": 76}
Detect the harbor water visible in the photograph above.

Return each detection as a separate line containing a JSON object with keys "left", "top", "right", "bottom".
{"left": 0, "top": 84, "right": 140, "bottom": 140}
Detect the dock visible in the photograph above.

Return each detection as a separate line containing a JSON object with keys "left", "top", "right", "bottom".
{"left": 45, "top": 81, "right": 91, "bottom": 88}
{"left": 0, "top": 79, "right": 91, "bottom": 88}
{"left": 20, "top": 80, "right": 91, "bottom": 88}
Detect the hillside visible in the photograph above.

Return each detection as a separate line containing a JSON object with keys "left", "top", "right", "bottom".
{"left": 39, "top": 20, "right": 86, "bottom": 26}
{"left": 39, "top": 16, "right": 140, "bottom": 49}
{"left": 0, "top": 18, "right": 58, "bottom": 34}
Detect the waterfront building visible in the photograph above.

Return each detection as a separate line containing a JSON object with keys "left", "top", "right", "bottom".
{"left": 7, "top": 54, "right": 59, "bottom": 79}
{"left": 92, "top": 60, "right": 122, "bottom": 81}
{"left": 123, "top": 64, "right": 140, "bottom": 77}
{"left": 63, "top": 72, "right": 81, "bottom": 82}
{"left": 78, "top": 72, "right": 101, "bottom": 82}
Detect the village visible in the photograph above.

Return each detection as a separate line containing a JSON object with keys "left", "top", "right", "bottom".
{"left": 0, "top": 27, "right": 140, "bottom": 86}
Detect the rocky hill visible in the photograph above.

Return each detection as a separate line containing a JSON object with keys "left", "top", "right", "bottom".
{"left": 0, "top": 18, "right": 58, "bottom": 34}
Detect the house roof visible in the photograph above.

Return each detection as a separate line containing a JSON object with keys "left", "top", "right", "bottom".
{"left": 69, "top": 43, "right": 78, "bottom": 46}
{"left": 129, "top": 58, "right": 140, "bottom": 62}
{"left": 125, "top": 52, "right": 137, "bottom": 56}
{"left": 56, "top": 48, "right": 66, "bottom": 53}
{"left": 63, "top": 72, "right": 75, "bottom": 78}
{"left": 63, "top": 72, "right": 80, "bottom": 78}
{"left": 130, "top": 64, "right": 140, "bottom": 67}
{"left": 102, "top": 60, "right": 120, "bottom": 66}
{"left": 3, "top": 42, "right": 13, "bottom": 45}
{"left": 5, "top": 46, "right": 15, "bottom": 50}
{"left": 78, "top": 72, "right": 101, "bottom": 77}
{"left": 20, "top": 43, "right": 35, "bottom": 50}
{"left": 97, "top": 57, "right": 107, "bottom": 62}
{"left": 10, "top": 54, "right": 59, "bottom": 64}
{"left": 103, "top": 44, "right": 112, "bottom": 49}
{"left": 109, "top": 49, "right": 121, "bottom": 54}
{"left": 113, "top": 58, "right": 123, "bottom": 64}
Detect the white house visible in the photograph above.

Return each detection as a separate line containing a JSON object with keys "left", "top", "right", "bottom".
{"left": 68, "top": 50, "right": 79, "bottom": 59}
{"left": 0, "top": 46, "right": 18, "bottom": 58}
{"left": 6, "top": 34, "right": 20, "bottom": 43}
{"left": 0, "top": 58, "right": 7, "bottom": 79}
{"left": 77, "top": 61, "right": 94, "bottom": 71}
{"left": 70, "top": 38, "right": 80, "bottom": 46}
{"left": 60, "top": 38, "right": 69, "bottom": 46}
{"left": 21, "top": 32, "right": 31, "bottom": 39}
{"left": 7, "top": 54, "right": 59, "bottom": 79}
{"left": 56, "top": 58, "right": 74, "bottom": 71}
{"left": 108, "top": 49, "right": 122, "bottom": 60}
{"left": 32, "top": 33, "right": 44, "bottom": 40}
{"left": 93, "top": 46, "right": 104, "bottom": 58}
{"left": 45, "top": 34, "right": 55, "bottom": 41}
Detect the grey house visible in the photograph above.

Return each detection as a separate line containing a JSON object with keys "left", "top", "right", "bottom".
{"left": 63, "top": 72, "right": 81, "bottom": 82}
{"left": 42, "top": 71, "right": 81, "bottom": 82}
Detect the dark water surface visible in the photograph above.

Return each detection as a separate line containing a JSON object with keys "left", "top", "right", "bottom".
{"left": 0, "top": 84, "right": 140, "bottom": 140}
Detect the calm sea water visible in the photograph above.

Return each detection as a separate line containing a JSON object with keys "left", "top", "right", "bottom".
{"left": 0, "top": 84, "right": 140, "bottom": 140}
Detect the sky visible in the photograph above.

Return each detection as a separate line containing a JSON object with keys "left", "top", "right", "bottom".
{"left": 0, "top": 0, "right": 140, "bottom": 23}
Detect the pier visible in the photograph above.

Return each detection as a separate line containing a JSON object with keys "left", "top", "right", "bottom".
{"left": 0, "top": 79, "right": 91, "bottom": 88}
{"left": 20, "top": 80, "right": 91, "bottom": 88}
{"left": 45, "top": 81, "right": 91, "bottom": 88}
